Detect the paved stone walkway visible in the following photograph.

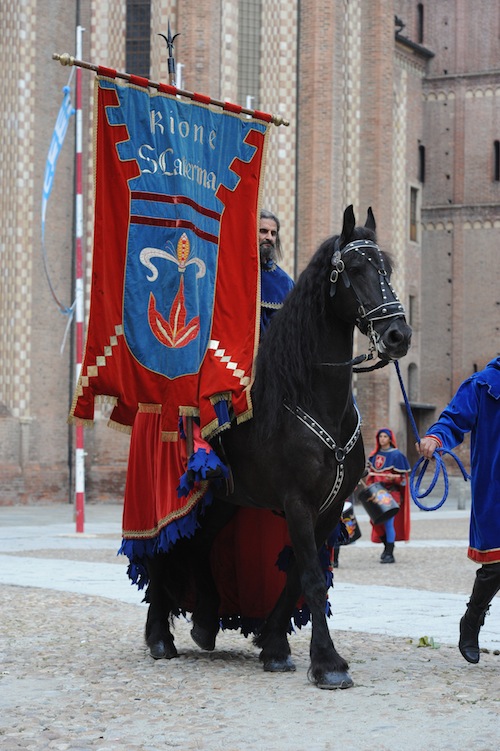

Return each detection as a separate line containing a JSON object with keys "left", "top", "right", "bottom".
{"left": 1, "top": 484, "right": 499, "bottom": 750}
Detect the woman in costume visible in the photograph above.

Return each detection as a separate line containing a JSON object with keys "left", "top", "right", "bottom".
{"left": 366, "top": 428, "right": 411, "bottom": 563}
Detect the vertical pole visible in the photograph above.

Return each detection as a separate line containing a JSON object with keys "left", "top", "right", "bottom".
{"left": 75, "top": 24, "right": 85, "bottom": 533}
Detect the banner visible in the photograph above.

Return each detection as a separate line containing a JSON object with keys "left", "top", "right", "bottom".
{"left": 41, "top": 83, "right": 75, "bottom": 316}
{"left": 70, "top": 77, "right": 270, "bottom": 439}
{"left": 42, "top": 84, "right": 74, "bottom": 243}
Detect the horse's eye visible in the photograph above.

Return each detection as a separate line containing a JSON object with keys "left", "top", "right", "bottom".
{"left": 348, "top": 262, "right": 363, "bottom": 276}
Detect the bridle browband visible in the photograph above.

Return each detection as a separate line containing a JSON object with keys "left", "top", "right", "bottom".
{"left": 327, "top": 238, "right": 406, "bottom": 371}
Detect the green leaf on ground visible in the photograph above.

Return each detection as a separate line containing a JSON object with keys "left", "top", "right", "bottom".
{"left": 417, "top": 635, "right": 441, "bottom": 649}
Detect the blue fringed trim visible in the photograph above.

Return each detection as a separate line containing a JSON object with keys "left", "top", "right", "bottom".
{"left": 118, "top": 489, "right": 214, "bottom": 588}
{"left": 178, "top": 448, "right": 229, "bottom": 496}
{"left": 177, "top": 427, "right": 229, "bottom": 497}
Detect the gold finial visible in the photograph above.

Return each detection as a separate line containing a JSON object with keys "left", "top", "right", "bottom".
{"left": 270, "top": 114, "right": 290, "bottom": 127}
{"left": 52, "top": 52, "right": 75, "bottom": 66}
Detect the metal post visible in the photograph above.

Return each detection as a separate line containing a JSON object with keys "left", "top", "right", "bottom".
{"left": 74, "top": 24, "right": 85, "bottom": 533}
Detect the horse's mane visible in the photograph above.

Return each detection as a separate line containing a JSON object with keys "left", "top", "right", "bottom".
{"left": 251, "top": 225, "right": 378, "bottom": 438}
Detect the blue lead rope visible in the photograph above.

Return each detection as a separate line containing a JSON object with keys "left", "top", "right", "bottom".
{"left": 394, "top": 361, "right": 470, "bottom": 511}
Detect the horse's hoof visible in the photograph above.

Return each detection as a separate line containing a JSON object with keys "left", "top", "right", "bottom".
{"left": 149, "top": 640, "right": 178, "bottom": 660}
{"left": 263, "top": 656, "right": 296, "bottom": 673}
{"left": 312, "top": 670, "right": 353, "bottom": 690}
{"left": 191, "top": 624, "right": 217, "bottom": 651}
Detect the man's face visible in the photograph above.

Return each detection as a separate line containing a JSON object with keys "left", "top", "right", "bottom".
{"left": 259, "top": 217, "right": 278, "bottom": 263}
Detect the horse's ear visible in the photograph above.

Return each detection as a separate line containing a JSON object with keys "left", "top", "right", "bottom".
{"left": 365, "top": 207, "right": 376, "bottom": 232}
{"left": 340, "top": 205, "right": 356, "bottom": 244}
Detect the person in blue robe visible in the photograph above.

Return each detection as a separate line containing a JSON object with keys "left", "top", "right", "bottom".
{"left": 419, "top": 356, "right": 500, "bottom": 663}
{"left": 258, "top": 209, "right": 294, "bottom": 334}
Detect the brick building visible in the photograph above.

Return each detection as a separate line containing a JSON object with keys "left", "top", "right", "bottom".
{"left": 1, "top": 0, "right": 498, "bottom": 503}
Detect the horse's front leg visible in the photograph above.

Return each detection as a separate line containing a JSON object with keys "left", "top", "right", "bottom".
{"left": 144, "top": 553, "right": 179, "bottom": 660}
{"left": 190, "top": 499, "right": 238, "bottom": 651}
{"left": 285, "top": 500, "right": 353, "bottom": 689}
{"left": 254, "top": 562, "right": 302, "bottom": 672}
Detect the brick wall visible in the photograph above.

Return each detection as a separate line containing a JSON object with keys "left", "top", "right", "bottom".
{"left": 2, "top": 0, "right": 498, "bottom": 502}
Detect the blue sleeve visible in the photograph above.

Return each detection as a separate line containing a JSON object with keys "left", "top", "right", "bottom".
{"left": 425, "top": 377, "right": 479, "bottom": 450}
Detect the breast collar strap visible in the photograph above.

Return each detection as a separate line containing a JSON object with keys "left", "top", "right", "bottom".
{"left": 284, "top": 402, "right": 362, "bottom": 514}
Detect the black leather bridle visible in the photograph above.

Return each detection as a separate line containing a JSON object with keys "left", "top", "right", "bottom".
{"left": 326, "top": 239, "right": 406, "bottom": 371}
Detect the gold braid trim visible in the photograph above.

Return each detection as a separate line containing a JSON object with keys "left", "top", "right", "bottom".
{"left": 122, "top": 481, "right": 210, "bottom": 538}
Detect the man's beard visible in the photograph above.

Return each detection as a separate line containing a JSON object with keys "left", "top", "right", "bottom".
{"left": 259, "top": 241, "right": 275, "bottom": 263}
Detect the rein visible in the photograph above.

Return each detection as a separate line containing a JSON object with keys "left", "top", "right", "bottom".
{"left": 320, "top": 352, "right": 391, "bottom": 373}
{"left": 394, "top": 360, "right": 470, "bottom": 510}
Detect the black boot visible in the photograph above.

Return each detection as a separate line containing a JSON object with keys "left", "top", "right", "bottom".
{"left": 459, "top": 563, "right": 500, "bottom": 664}
{"left": 380, "top": 542, "right": 395, "bottom": 564}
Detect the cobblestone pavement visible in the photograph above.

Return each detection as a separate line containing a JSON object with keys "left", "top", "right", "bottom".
{"left": 1, "top": 489, "right": 499, "bottom": 751}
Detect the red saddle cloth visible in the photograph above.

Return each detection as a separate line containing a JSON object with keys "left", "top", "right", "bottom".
{"left": 121, "top": 410, "right": 302, "bottom": 630}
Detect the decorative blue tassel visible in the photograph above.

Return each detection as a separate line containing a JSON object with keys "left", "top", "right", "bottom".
{"left": 177, "top": 446, "right": 229, "bottom": 496}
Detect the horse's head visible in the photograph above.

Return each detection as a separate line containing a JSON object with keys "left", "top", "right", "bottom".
{"left": 330, "top": 205, "right": 412, "bottom": 361}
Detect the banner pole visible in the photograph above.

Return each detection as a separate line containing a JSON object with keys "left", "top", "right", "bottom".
{"left": 74, "top": 24, "right": 85, "bottom": 533}
{"left": 52, "top": 52, "right": 289, "bottom": 127}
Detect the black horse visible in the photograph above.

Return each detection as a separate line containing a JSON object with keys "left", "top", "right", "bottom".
{"left": 144, "top": 205, "right": 412, "bottom": 689}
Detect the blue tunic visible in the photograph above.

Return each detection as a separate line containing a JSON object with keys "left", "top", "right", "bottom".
{"left": 260, "top": 259, "right": 294, "bottom": 334}
{"left": 425, "top": 357, "right": 500, "bottom": 563}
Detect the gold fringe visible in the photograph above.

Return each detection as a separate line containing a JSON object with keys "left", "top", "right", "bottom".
{"left": 201, "top": 415, "right": 226, "bottom": 440}
{"left": 179, "top": 405, "right": 200, "bottom": 417}
{"left": 67, "top": 415, "right": 95, "bottom": 428}
{"left": 138, "top": 403, "right": 162, "bottom": 413}
{"left": 107, "top": 418, "right": 132, "bottom": 435}
{"left": 161, "top": 430, "right": 178, "bottom": 442}
{"left": 209, "top": 392, "right": 232, "bottom": 405}
{"left": 236, "top": 407, "right": 254, "bottom": 426}
{"left": 95, "top": 394, "right": 118, "bottom": 407}
{"left": 68, "top": 376, "right": 85, "bottom": 423}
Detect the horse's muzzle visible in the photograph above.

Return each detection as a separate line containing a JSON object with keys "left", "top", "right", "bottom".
{"left": 377, "top": 318, "right": 412, "bottom": 360}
